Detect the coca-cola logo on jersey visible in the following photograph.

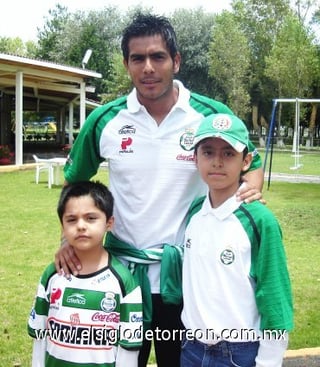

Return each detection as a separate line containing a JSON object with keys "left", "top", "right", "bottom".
{"left": 91, "top": 312, "right": 120, "bottom": 323}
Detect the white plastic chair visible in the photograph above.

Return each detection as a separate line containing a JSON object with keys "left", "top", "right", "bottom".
{"left": 32, "top": 154, "right": 54, "bottom": 185}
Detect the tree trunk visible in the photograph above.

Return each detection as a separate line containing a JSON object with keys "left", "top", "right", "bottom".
{"left": 308, "top": 103, "right": 318, "bottom": 147}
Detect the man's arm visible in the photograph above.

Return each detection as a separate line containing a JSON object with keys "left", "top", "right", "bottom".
{"left": 237, "top": 167, "right": 265, "bottom": 203}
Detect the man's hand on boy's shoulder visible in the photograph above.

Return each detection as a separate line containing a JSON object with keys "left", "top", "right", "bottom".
{"left": 238, "top": 168, "right": 267, "bottom": 204}
{"left": 55, "top": 241, "right": 81, "bottom": 278}
{"left": 236, "top": 182, "right": 264, "bottom": 204}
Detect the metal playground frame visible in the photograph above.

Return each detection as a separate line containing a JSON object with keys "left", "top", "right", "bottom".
{"left": 263, "top": 98, "right": 320, "bottom": 189}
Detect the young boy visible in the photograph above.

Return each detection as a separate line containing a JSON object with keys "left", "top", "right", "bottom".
{"left": 181, "top": 114, "right": 293, "bottom": 367}
{"left": 28, "top": 181, "right": 142, "bottom": 367}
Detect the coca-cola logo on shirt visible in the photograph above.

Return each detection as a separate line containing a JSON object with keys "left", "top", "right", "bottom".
{"left": 91, "top": 312, "right": 120, "bottom": 323}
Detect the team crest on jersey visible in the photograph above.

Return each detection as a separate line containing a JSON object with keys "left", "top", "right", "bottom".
{"left": 220, "top": 248, "right": 235, "bottom": 265}
{"left": 101, "top": 292, "right": 117, "bottom": 312}
{"left": 70, "top": 313, "right": 80, "bottom": 326}
{"left": 180, "top": 128, "right": 196, "bottom": 151}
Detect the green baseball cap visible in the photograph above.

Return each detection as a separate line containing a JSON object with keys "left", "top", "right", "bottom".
{"left": 192, "top": 113, "right": 249, "bottom": 152}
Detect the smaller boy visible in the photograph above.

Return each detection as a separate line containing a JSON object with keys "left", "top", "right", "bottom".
{"left": 181, "top": 114, "right": 293, "bottom": 367}
{"left": 28, "top": 181, "right": 142, "bottom": 367}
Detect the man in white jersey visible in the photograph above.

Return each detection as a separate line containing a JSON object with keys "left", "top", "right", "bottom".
{"left": 28, "top": 181, "right": 142, "bottom": 367}
{"left": 181, "top": 113, "right": 293, "bottom": 367}
{"left": 55, "top": 13, "right": 264, "bottom": 367}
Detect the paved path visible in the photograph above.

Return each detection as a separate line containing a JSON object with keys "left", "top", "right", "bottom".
{"left": 265, "top": 172, "right": 320, "bottom": 184}
{"left": 2, "top": 164, "right": 319, "bottom": 183}
{"left": 283, "top": 347, "right": 320, "bottom": 366}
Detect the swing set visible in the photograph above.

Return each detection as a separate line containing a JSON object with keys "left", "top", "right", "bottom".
{"left": 263, "top": 98, "right": 320, "bottom": 189}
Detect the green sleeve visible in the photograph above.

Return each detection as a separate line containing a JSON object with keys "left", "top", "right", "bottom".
{"left": 237, "top": 202, "right": 294, "bottom": 331}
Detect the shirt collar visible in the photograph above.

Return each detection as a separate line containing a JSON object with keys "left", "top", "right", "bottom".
{"left": 126, "top": 79, "right": 191, "bottom": 114}
{"left": 201, "top": 193, "right": 242, "bottom": 221}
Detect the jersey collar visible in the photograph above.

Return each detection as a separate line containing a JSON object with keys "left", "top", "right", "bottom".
{"left": 127, "top": 79, "right": 191, "bottom": 114}
{"left": 201, "top": 193, "right": 242, "bottom": 220}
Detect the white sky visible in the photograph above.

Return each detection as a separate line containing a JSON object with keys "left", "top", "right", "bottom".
{"left": 0, "top": 0, "right": 231, "bottom": 41}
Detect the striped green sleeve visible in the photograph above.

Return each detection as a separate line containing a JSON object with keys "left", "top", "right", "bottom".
{"left": 109, "top": 255, "right": 143, "bottom": 349}
{"left": 64, "top": 96, "right": 128, "bottom": 183}
{"left": 27, "top": 263, "right": 56, "bottom": 338}
{"left": 235, "top": 202, "right": 294, "bottom": 331}
{"left": 64, "top": 107, "right": 105, "bottom": 183}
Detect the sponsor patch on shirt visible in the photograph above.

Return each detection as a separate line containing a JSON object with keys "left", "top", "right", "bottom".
{"left": 180, "top": 128, "right": 196, "bottom": 151}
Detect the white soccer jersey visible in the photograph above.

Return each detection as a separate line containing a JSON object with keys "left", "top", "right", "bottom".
{"left": 182, "top": 195, "right": 260, "bottom": 343}
{"left": 28, "top": 255, "right": 142, "bottom": 367}
{"left": 182, "top": 194, "right": 293, "bottom": 344}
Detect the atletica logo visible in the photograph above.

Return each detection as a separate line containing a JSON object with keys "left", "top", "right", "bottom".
{"left": 63, "top": 288, "right": 118, "bottom": 311}
{"left": 119, "top": 125, "right": 136, "bottom": 134}
{"left": 66, "top": 293, "right": 86, "bottom": 305}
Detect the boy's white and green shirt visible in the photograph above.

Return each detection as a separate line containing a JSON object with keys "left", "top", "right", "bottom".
{"left": 182, "top": 195, "right": 294, "bottom": 342}
{"left": 28, "top": 254, "right": 142, "bottom": 367}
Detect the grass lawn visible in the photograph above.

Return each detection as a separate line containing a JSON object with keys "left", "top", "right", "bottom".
{"left": 260, "top": 148, "right": 320, "bottom": 176}
{"left": 0, "top": 152, "right": 319, "bottom": 366}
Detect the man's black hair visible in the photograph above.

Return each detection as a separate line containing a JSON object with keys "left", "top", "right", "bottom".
{"left": 121, "top": 12, "right": 179, "bottom": 61}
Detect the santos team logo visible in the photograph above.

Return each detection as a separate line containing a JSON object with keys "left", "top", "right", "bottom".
{"left": 220, "top": 248, "right": 235, "bottom": 265}
{"left": 101, "top": 292, "right": 117, "bottom": 312}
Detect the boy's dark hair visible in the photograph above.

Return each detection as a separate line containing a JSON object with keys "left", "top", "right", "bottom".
{"left": 121, "top": 12, "right": 179, "bottom": 62}
{"left": 57, "top": 181, "right": 114, "bottom": 223}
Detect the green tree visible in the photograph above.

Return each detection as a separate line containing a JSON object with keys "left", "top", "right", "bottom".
{"left": 36, "top": 5, "right": 124, "bottom": 96}
{"left": 0, "top": 37, "right": 38, "bottom": 57}
{"left": 170, "top": 8, "right": 217, "bottom": 97}
{"left": 100, "top": 52, "right": 132, "bottom": 103}
{"left": 265, "top": 13, "right": 319, "bottom": 98}
{"left": 36, "top": 4, "right": 70, "bottom": 60}
{"left": 232, "top": 0, "right": 291, "bottom": 74}
{"left": 231, "top": 0, "right": 292, "bottom": 135}
{"left": 265, "top": 13, "right": 320, "bottom": 144}
{"left": 208, "top": 11, "right": 251, "bottom": 119}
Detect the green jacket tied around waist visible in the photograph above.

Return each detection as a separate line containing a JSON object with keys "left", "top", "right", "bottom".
{"left": 105, "top": 232, "right": 183, "bottom": 330}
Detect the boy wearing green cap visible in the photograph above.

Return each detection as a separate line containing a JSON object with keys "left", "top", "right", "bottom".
{"left": 180, "top": 113, "right": 293, "bottom": 367}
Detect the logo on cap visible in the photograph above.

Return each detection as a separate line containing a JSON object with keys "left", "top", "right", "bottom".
{"left": 212, "top": 115, "right": 232, "bottom": 131}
